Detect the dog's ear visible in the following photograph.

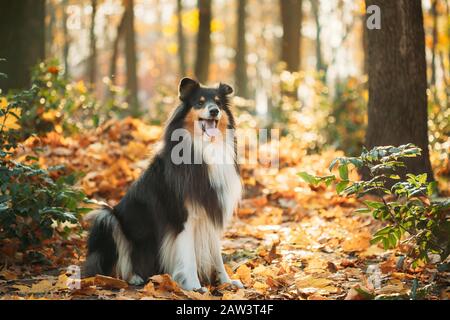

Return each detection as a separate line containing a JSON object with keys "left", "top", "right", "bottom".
{"left": 219, "top": 82, "right": 234, "bottom": 96}
{"left": 179, "top": 78, "right": 199, "bottom": 101}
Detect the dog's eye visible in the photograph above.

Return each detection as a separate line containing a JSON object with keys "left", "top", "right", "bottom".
{"left": 198, "top": 101, "right": 204, "bottom": 106}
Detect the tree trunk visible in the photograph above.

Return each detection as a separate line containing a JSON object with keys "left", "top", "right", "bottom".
{"left": 365, "top": 0, "right": 433, "bottom": 180}
{"left": 0, "top": 0, "right": 45, "bottom": 92}
{"left": 279, "top": 0, "right": 302, "bottom": 72}
{"left": 109, "top": 12, "right": 127, "bottom": 84}
{"left": 62, "top": 0, "right": 70, "bottom": 78}
{"left": 235, "top": 0, "right": 249, "bottom": 98}
{"left": 46, "top": 2, "right": 56, "bottom": 57}
{"left": 88, "top": 0, "right": 98, "bottom": 86}
{"left": 194, "top": 0, "right": 212, "bottom": 83}
{"left": 362, "top": 11, "right": 369, "bottom": 75}
{"left": 177, "top": 0, "right": 187, "bottom": 77}
{"left": 124, "top": 0, "right": 140, "bottom": 115}
{"left": 430, "top": 0, "right": 438, "bottom": 87}
{"left": 310, "top": 0, "right": 325, "bottom": 73}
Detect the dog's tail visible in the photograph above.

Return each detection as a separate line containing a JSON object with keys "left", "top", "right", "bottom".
{"left": 82, "top": 207, "right": 118, "bottom": 278}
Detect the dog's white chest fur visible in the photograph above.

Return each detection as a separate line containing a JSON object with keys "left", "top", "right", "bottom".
{"left": 204, "top": 141, "right": 242, "bottom": 224}
{"left": 159, "top": 137, "right": 242, "bottom": 288}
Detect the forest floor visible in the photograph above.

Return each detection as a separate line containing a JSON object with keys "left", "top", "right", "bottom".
{"left": 0, "top": 118, "right": 449, "bottom": 300}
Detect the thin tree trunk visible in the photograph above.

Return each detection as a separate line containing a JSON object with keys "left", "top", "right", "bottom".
{"left": 195, "top": 0, "right": 212, "bottom": 83}
{"left": 430, "top": 0, "right": 438, "bottom": 87}
{"left": 177, "top": 0, "right": 187, "bottom": 76}
{"left": 109, "top": 12, "right": 127, "bottom": 84}
{"left": 279, "top": 0, "right": 302, "bottom": 72}
{"left": 235, "top": 0, "right": 249, "bottom": 98}
{"left": 0, "top": 0, "right": 46, "bottom": 92}
{"left": 88, "top": 0, "right": 98, "bottom": 86}
{"left": 46, "top": 1, "right": 56, "bottom": 57}
{"left": 362, "top": 11, "right": 369, "bottom": 75}
{"left": 364, "top": 0, "right": 433, "bottom": 180}
{"left": 447, "top": 0, "right": 450, "bottom": 83}
{"left": 310, "top": 0, "right": 324, "bottom": 73}
{"left": 62, "top": 0, "right": 70, "bottom": 78}
{"left": 124, "top": 0, "right": 140, "bottom": 115}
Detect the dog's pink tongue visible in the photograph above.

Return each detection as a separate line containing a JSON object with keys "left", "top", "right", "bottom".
{"left": 204, "top": 120, "right": 219, "bottom": 137}
{"left": 205, "top": 128, "right": 219, "bottom": 137}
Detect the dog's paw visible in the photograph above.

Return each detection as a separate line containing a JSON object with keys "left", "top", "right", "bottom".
{"left": 128, "top": 274, "right": 145, "bottom": 286}
{"left": 229, "top": 279, "right": 244, "bottom": 289}
{"left": 193, "top": 286, "right": 208, "bottom": 294}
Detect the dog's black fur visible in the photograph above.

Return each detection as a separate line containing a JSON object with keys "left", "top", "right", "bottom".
{"left": 83, "top": 78, "right": 237, "bottom": 283}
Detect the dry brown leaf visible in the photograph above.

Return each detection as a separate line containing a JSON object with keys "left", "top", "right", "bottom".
{"left": 94, "top": 275, "right": 128, "bottom": 289}
{"left": 12, "top": 279, "right": 54, "bottom": 294}
{"left": 150, "top": 274, "right": 181, "bottom": 292}
{"left": 234, "top": 265, "right": 252, "bottom": 285}
{"left": 0, "top": 269, "right": 18, "bottom": 281}
{"left": 342, "top": 232, "right": 371, "bottom": 252}
{"left": 359, "top": 245, "right": 386, "bottom": 258}
{"left": 307, "top": 293, "right": 330, "bottom": 300}
{"left": 253, "top": 281, "right": 269, "bottom": 293}
{"left": 222, "top": 289, "right": 246, "bottom": 300}
{"left": 295, "top": 275, "right": 339, "bottom": 295}
{"left": 143, "top": 281, "right": 156, "bottom": 296}
{"left": 380, "top": 256, "right": 397, "bottom": 274}
{"left": 238, "top": 208, "right": 256, "bottom": 217}
{"left": 344, "top": 285, "right": 374, "bottom": 300}
{"left": 375, "top": 279, "right": 408, "bottom": 295}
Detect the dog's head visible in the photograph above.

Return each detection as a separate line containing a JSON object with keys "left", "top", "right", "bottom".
{"left": 178, "top": 78, "right": 234, "bottom": 140}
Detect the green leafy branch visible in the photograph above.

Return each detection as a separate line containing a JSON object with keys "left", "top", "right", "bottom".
{"left": 299, "top": 144, "right": 450, "bottom": 267}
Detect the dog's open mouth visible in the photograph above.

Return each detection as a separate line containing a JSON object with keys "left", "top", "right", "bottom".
{"left": 199, "top": 118, "right": 219, "bottom": 137}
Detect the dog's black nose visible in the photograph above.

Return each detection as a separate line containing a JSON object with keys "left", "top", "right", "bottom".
{"left": 209, "top": 108, "right": 219, "bottom": 117}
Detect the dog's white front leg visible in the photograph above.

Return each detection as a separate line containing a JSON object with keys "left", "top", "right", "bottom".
{"left": 212, "top": 236, "right": 244, "bottom": 288}
{"left": 170, "top": 220, "right": 204, "bottom": 291}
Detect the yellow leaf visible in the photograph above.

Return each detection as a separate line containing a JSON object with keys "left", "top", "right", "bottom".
{"left": 296, "top": 275, "right": 339, "bottom": 295}
{"left": 222, "top": 289, "right": 246, "bottom": 300}
{"left": 234, "top": 264, "right": 252, "bottom": 285}
{"left": 253, "top": 281, "right": 269, "bottom": 293}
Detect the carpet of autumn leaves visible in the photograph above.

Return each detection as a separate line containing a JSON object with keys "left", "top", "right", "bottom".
{"left": 0, "top": 117, "right": 449, "bottom": 300}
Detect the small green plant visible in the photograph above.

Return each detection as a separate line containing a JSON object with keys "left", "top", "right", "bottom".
{"left": 5, "top": 60, "right": 129, "bottom": 139}
{"left": 1, "top": 69, "right": 91, "bottom": 252}
{"left": 299, "top": 144, "right": 450, "bottom": 267}
{"left": 325, "top": 77, "right": 367, "bottom": 156}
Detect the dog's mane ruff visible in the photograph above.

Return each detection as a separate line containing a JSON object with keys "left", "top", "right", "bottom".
{"left": 156, "top": 101, "right": 227, "bottom": 229}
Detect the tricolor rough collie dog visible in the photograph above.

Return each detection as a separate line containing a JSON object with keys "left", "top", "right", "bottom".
{"left": 83, "top": 78, "right": 243, "bottom": 291}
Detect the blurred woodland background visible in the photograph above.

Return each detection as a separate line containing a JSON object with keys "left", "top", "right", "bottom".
{"left": 0, "top": 0, "right": 449, "bottom": 164}
{"left": 0, "top": 0, "right": 449, "bottom": 300}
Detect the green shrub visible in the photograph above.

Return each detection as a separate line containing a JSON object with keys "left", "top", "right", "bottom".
{"left": 299, "top": 144, "right": 450, "bottom": 267}
{"left": 7, "top": 60, "right": 128, "bottom": 139}
{"left": 0, "top": 69, "right": 91, "bottom": 252}
{"left": 325, "top": 78, "right": 367, "bottom": 156}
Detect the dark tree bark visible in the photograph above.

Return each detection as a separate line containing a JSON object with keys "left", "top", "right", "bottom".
{"left": 279, "top": 0, "right": 302, "bottom": 72}
{"left": 195, "top": 0, "right": 212, "bottom": 83}
{"left": 365, "top": 0, "right": 433, "bottom": 180}
{"left": 177, "top": 0, "right": 187, "bottom": 77}
{"left": 88, "top": 0, "right": 98, "bottom": 86}
{"left": 0, "top": 0, "right": 46, "bottom": 92}
{"left": 124, "top": 0, "right": 140, "bottom": 115}
{"left": 235, "top": 0, "right": 249, "bottom": 98}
